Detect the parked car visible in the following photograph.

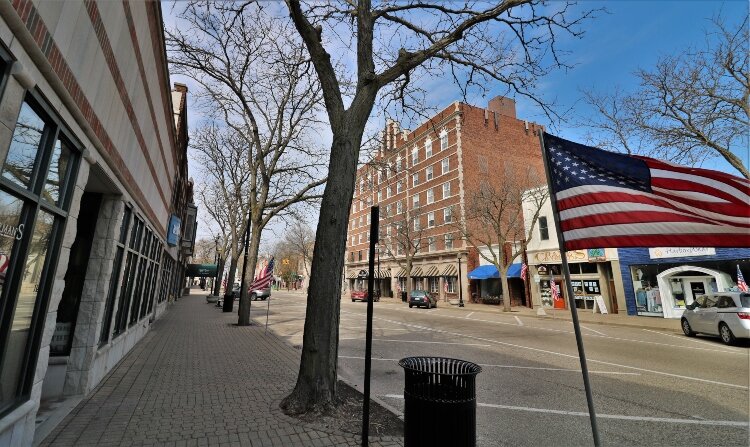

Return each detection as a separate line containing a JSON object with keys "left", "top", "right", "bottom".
{"left": 351, "top": 290, "right": 380, "bottom": 302}
{"left": 409, "top": 290, "right": 438, "bottom": 309}
{"left": 681, "top": 292, "right": 750, "bottom": 345}
{"left": 218, "top": 283, "right": 270, "bottom": 306}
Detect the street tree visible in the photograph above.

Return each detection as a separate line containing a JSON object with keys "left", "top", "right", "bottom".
{"left": 271, "top": 0, "right": 596, "bottom": 414}
{"left": 281, "top": 218, "right": 315, "bottom": 290}
{"left": 454, "top": 166, "right": 548, "bottom": 312}
{"left": 167, "top": 2, "right": 327, "bottom": 325}
{"left": 582, "top": 17, "right": 749, "bottom": 178}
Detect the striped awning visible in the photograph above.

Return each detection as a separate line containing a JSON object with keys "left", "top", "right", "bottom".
{"left": 348, "top": 269, "right": 392, "bottom": 279}
{"left": 410, "top": 266, "right": 423, "bottom": 277}
{"left": 395, "top": 268, "right": 406, "bottom": 278}
{"left": 346, "top": 270, "right": 359, "bottom": 279}
{"left": 424, "top": 265, "right": 440, "bottom": 277}
{"left": 441, "top": 264, "right": 458, "bottom": 276}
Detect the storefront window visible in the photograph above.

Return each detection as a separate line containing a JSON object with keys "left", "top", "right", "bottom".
{"left": 2, "top": 102, "right": 46, "bottom": 189}
{"left": 42, "top": 138, "right": 73, "bottom": 205}
{"left": 446, "top": 276, "right": 456, "bottom": 293}
{"left": 0, "top": 191, "right": 23, "bottom": 299}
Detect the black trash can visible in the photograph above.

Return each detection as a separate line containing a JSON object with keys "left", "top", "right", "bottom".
{"left": 222, "top": 292, "right": 235, "bottom": 312}
{"left": 399, "top": 357, "right": 481, "bottom": 447}
{"left": 401, "top": 291, "right": 407, "bottom": 302}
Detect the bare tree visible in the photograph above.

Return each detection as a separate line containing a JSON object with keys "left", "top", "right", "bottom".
{"left": 455, "top": 166, "right": 548, "bottom": 312}
{"left": 281, "top": 218, "right": 315, "bottom": 290}
{"left": 271, "top": 0, "right": 595, "bottom": 414}
{"left": 582, "top": 17, "right": 749, "bottom": 178}
{"left": 167, "top": 2, "right": 327, "bottom": 325}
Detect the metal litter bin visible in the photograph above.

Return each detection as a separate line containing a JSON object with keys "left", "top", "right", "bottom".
{"left": 222, "top": 291, "right": 235, "bottom": 312}
{"left": 401, "top": 291, "right": 407, "bottom": 302}
{"left": 399, "top": 357, "right": 481, "bottom": 447}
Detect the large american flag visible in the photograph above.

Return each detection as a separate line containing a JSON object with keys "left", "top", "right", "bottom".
{"left": 738, "top": 265, "right": 749, "bottom": 292}
{"left": 543, "top": 133, "right": 750, "bottom": 250}
{"left": 550, "top": 278, "right": 561, "bottom": 302}
{"left": 250, "top": 257, "right": 275, "bottom": 290}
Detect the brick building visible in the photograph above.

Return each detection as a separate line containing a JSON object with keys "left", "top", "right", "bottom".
{"left": 344, "top": 97, "right": 545, "bottom": 305}
{"left": 0, "top": 2, "right": 194, "bottom": 445}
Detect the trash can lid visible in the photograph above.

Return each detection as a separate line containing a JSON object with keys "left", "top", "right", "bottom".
{"left": 398, "top": 356, "right": 481, "bottom": 376}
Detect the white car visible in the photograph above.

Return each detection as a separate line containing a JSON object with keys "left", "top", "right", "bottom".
{"left": 681, "top": 292, "right": 750, "bottom": 345}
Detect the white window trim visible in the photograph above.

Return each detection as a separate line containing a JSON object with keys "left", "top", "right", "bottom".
{"left": 427, "top": 188, "right": 434, "bottom": 204}
{"left": 427, "top": 211, "right": 435, "bottom": 228}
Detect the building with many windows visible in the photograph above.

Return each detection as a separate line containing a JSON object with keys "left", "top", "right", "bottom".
{"left": 0, "top": 2, "right": 193, "bottom": 444}
{"left": 345, "top": 97, "right": 545, "bottom": 305}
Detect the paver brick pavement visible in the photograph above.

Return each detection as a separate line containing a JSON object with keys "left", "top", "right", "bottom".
{"left": 39, "top": 290, "right": 402, "bottom": 447}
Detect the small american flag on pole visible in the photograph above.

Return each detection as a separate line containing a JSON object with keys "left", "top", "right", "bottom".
{"left": 737, "top": 265, "right": 749, "bottom": 292}
{"left": 550, "top": 278, "right": 561, "bottom": 302}
{"left": 520, "top": 263, "right": 528, "bottom": 282}
{"left": 250, "top": 257, "right": 275, "bottom": 290}
{"left": 542, "top": 133, "right": 750, "bottom": 250}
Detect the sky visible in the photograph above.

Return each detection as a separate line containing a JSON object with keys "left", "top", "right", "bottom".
{"left": 165, "top": 1, "right": 749, "bottom": 244}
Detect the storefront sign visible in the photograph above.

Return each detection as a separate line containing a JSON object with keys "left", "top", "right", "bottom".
{"left": 0, "top": 222, "right": 23, "bottom": 240}
{"left": 593, "top": 296, "right": 608, "bottom": 314}
{"left": 167, "top": 215, "right": 181, "bottom": 246}
{"left": 533, "top": 250, "right": 587, "bottom": 264}
{"left": 648, "top": 247, "right": 715, "bottom": 259}
{"left": 587, "top": 248, "right": 606, "bottom": 262}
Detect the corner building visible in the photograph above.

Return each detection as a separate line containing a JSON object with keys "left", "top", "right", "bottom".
{"left": 0, "top": 2, "right": 194, "bottom": 445}
{"left": 345, "top": 97, "right": 545, "bottom": 305}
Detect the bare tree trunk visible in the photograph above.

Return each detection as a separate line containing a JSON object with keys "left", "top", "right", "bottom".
{"left": 281, "top": 131, "right": 360, "bottom": 414}
{"left": 500, "top": 271, "right": 511, "bottom": 312}
{"left": 225, "top": 257, "right": 239, "bottom": 296}
{"left": 238, "top": 218, "right": 262, "bottom": 325}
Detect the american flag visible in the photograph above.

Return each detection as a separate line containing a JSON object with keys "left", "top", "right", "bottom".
{"left": 520, "top": 263, "right": 528, "bottom": 282}
{"left": 250, "top": 257, "right": 275, "bottom": 290}
{"left": 543, "top": 133, "right": 750, "bottom": 250}
{"left": 738, "top": 265, "right": 749, "bottom": 292}
{"left": 550, "top": 278, "right": 561, "bottom": 302}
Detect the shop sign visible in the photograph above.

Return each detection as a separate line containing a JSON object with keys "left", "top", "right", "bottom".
{"left": 648, "top": 247, "right": 715, "bottom": 259}
{"left": 533, "top": 249, "right": 586, "bottom": 264}
{"left": 167, "top": 215, "right": 181, "bottom": 246}
{"left": 536, "top": 265, "right": 548, "bottom": 275}
{"left": 587, "top": 248, "right": 606, "bottom": 262}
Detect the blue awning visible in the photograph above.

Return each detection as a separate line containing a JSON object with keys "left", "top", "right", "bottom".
{"left": 467, "top": 263, "right": 523, "bottom": 279}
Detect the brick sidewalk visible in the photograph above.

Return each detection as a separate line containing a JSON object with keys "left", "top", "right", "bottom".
{"left": 39, "top": 290, "right": 401, "bottom": 447}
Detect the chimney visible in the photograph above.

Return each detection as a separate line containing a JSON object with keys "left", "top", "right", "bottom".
{"left": 487, "top": 96, "right": 516, "bottom": 118}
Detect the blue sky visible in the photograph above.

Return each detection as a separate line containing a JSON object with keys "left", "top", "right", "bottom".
{"left": 168, "top": 1, "right": 749, "bottom": 240}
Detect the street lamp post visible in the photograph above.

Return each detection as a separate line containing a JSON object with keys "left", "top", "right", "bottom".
{"left": 457, "top": 252, "right": 465, "bottom": 308}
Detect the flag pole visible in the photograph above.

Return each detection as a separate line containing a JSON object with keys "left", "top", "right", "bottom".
{"left": 538, "top": 132, "right": 601, "bottom": 447}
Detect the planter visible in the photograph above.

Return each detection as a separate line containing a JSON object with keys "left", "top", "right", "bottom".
{"left": 206, "top": 295, "right": 218, "bottom": 303}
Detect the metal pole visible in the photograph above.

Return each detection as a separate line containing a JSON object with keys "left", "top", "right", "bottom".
{"left": 362, "top": 205, "right": 379, "bottom": 447}
{"left": 538, "top": 132, "right": 601, "bottom": 446}
{"left": 458, "top": 255, "right": 464, "bottom": 307}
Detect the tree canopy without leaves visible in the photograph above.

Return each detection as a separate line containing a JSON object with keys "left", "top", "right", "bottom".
{"left": 582, "top": 17, "right": 749, "bottom": 178}
{"left": 167, "top": 1, "right": 327, "bottom": 325}
{"left": 268, "top": 0, "right": 596, "bottom": 416}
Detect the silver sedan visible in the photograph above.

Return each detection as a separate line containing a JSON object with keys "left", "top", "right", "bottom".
{"left": 681, "top": 292, "right": 750, "bottom": 344}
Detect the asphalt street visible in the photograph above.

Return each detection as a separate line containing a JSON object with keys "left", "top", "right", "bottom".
{"left": 250, "top": 291, "right": 750, "bottom": 447}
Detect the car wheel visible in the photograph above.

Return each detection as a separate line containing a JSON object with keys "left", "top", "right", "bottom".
{"left": 719, "top": 323, "right": 736, "bottom": 345}
{"left": 409, "top": 304, "right": 413, "bottom": 308}
{"left": 261, "top": 297, "right": 267, "bottom": 301}
{"left": 250, "top": 294, "right": 257, "bottom": 301}
{"left": 681, "top": 319, "right": 695, "bottom": 337}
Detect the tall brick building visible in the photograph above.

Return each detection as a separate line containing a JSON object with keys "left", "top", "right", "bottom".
{"left": 344, "top": 97, "right": 545, "bottom": 304}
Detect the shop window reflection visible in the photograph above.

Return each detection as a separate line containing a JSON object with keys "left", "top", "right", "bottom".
{"left": 1, "top": 102, "right": 46, "bottom": 189}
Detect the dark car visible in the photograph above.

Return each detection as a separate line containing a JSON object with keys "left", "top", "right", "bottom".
{"left": 351, "top": 290, "right": 380, "bottom": 302}
{"left": 409, "top": 290, "right": 437, "bottom": 309}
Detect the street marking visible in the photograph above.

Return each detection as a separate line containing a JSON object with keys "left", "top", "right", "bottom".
{"left": 640, "top": 329, "right": 738, "bottom": 352}
{"left": 380, "top": 395, "right": 749, "bottom": 427}
{"left": 339, "top": 356, "right": 639, "bottom": 375}
{"left": 338, "top": 338, "right": 490, "bottom": 347}
{"left": 514, "top": 316, "right": 524, "bottom": 326}
{"left": 342, "top": 311, "right": 749, "bottom": 390}
{"left": 580, "top": 325, "right": 605, "bottom": 336}
{"left": 466, "top": 312, "right": 474, "bottom": 319}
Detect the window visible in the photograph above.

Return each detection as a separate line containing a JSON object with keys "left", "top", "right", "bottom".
{"left": 412, "top": 173, "right": 419, "bottom": 187}
{"left": 387, "top": 185, "right": 393, "bottom": 198}
{"left": 440, "top": 130, "right": 448, "bottom": 150}
{"left": 446, "top": 276, "right": 456, "bottom": 293}
{"left": 351, "top": 235, "right": 355, "bottom": 245}
{"left": 367, "top": 232, "right": 370, "bottom": 242}
{"left": 413, "top": 238, "right": 421, "bottom": 251}
{"left": 444, "top": 207, "right": 453, "bottom": 223}
{"left": 426, "top": 166, "right": 433, "bottom": 181}
{"left": 386, "top": 203, "right": 392, "bottom": 216}
{"left": 367, "top": 214, "right": 370, "bottom": 225}
{"left": 396, "top": 156, "right": 402, "bottom": 171}
{"left": 413, "top": 217, "right": 420, "bottom": 231}
{"left": 100, "top": 205, "right": 131, "bottom": 346}
{"left": 411, "top": 147, "right": 419, "bottom": 165}
{"left": 396, "top": 181, "right": 404, "bottom": 194}
{"left": 441, "top": 158, "right": 449, "bottom": 174}
{"left": 430, "top": 277, "right": 439, "bottom": 292}
{"left": 359, "top": 233, "right": 364, "bottom": 244}
{"left": 377, "top": 191, "right": 382, "bottom": 203}
{"left": 360, "top": 180, "right": 364, "bottom": 193}
{"left": 386, "top": 225, "right": 392, "bottom": 238}
{"left": 397, "top": 244, "right": 404, "bottom": 256}
{"left": 442, "top": 182, "right": 451, "bottom": 198}
{"left": 427, "top": 188, "right": 434, "bottom": 204}
{"left": 444, "top": 233, "right": 454, "bottom": 250}
{"left": 378, "top": 170, "right": 383, "bottom": 184}
{"left": 358, "top": 250, "right": 363, "bottom": 261}
{"left": 0, "top": 95, "right": 80, "bottom": 413}
{"left": 428, "top": 237, "right": 436, "bottom": 252}
{"left": 539, "top": 216, "right": 549, "bottom": 240}
{"left": 427, "top": 212, "right": 435, "bottom": 227}
{"left": 350, "top": 252, "right": 354, "bottom": 262}
{"left": 359, "top": 216, "right": 364, "bottom": 227}
{"left": 425, "top": 138, "right": 432, "bottom": 158}
{"left": 397, "top": 201, "right": 403, "bottom": 214}
{"left": 412, "top": 194, "right": 420, "bottom": 209}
